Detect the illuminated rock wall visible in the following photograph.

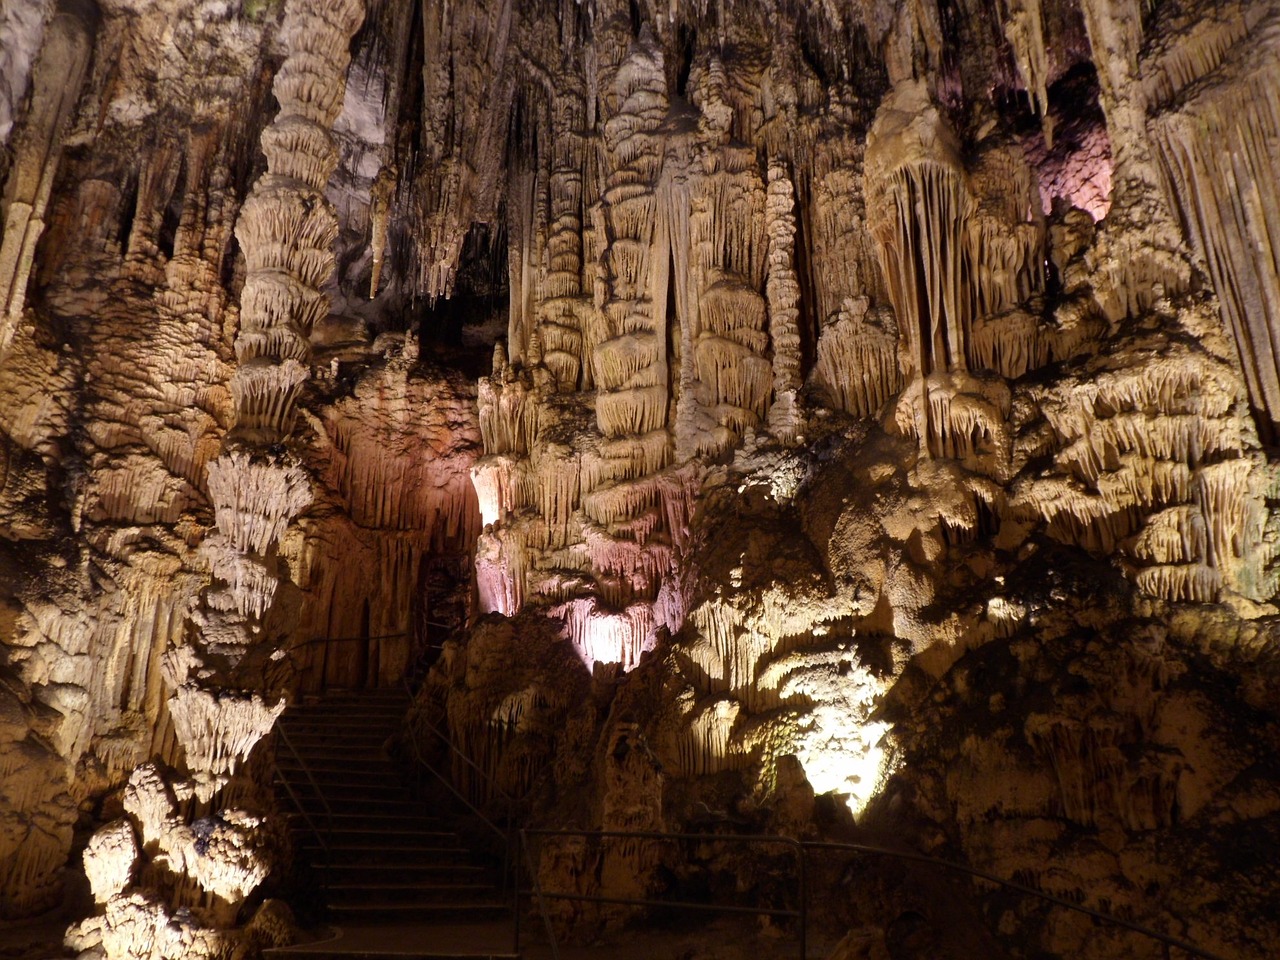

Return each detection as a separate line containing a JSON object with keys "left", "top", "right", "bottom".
{"left": 425, "top": 2, "right": 1280, "bottom": 957}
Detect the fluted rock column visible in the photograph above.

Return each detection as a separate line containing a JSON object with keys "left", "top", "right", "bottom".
{"left": 71, "top": 3, "right": 366, "bottom": 958}
{"left": 231, "top": 0, "right": 364, "bottom": 443}
{"left": 196, "top": 0, "right": 364, "bottom": 706}
{"left": 765, "top": 164, "right": 803, "bottom": 443}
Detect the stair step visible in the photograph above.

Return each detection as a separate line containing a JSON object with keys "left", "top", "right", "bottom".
{"left": 277, "top": 741, "right": 395, "bottom": 752}
{"left": 277, "top": 778, "right": 407, "bottom": 793}
{"left": 326, "top": 901, "right": 509, "bottom": 921}
{"left": 277, "top": 757, "right": 401, "bottom": 770}
{"left": 279, "top": 741, "right": 394, "bottom": 752}
{"left": 284, "top": 716, "right": 404, "bottom": 721}
{"left": 320, "top": 829, "right": 460, "bottom": 844}
{"left": 297, "top": 691, "right": 409, "bottom": 702}
{"left": 312, "top": 862, "right": 487, "bottom": 879}
{"left": 286, "top": 812, "right": 450, "bottom": 831}
{"left": 285, "top": 797, "right": 427, "bottom": 815}
{"left": 277, "top": 772, "right": 404, "bottom": 781}
{"left": 276, "top": 692, "right": 514, "bottom": 953}
{"left": 301, "top": 844, "right": 473, "bottom": 866}
{"left": 302, "top": 840, "right": 470, "bottom": 853}
{"left": 281, "top": 790, "right": 415, "bottom": 805}
{"left": 263, "top": 921, "right": 519, "bottom": 959}
{"left": 323, "top": 882, "right": 496, "bottom": 905}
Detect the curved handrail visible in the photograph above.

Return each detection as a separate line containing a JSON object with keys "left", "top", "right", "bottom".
{"left": 406, "top": 707, "right": 521, "bottom": 807}
{"left": 521, "top": 828, "right": 807, "bottom": 960}
{"left": 285, "top": 631, "right": 409, "bottom": 651}
{"left": 805, "top": 840, "right": 1230, "bottom": 960}
{"left": 515, "top": 827, "right": 1231, "bottom": 960}
{"left": 280, "top": 623, "right": 455, "bottom": 655}
{"left": 402, "top": 722, "right": 508, "bottom": 841}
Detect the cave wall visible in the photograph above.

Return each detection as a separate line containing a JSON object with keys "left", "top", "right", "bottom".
{"left": 1, "top": 0, "right": 1279, "bottom": 958}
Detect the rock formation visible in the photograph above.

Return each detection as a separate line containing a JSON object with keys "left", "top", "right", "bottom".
{"left": 2, "top": 1, "right": 1280, "bottom": 958}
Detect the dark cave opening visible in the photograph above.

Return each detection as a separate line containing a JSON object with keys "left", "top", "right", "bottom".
{"left": 415, "top": 221, "right": 509, "bottom": 375}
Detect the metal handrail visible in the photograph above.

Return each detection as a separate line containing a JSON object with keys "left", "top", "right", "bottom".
{"left": 516, "top": 828, "right": 1231, "bottom": 960}
{"left": 408, "top": 708, "right": 521, "bottom": 807}
{"left": 271, "top": 720, "right": 336, "bottom": 913}
{"left": 804, "top": 840, "right": 1231, "bottom": 960}
{"left": 521, "top": 828, "right": 807, "bottom": 960}
{"left": 275, "top": 724, "right": 334, "bottom": 848}
{"left": 285, "top": 631, "right": 408, "bottom": 651}
{"left": 403, "top": 721, "right": 509, "bottom": 840}
{"left": 272, "top": 623, "right": 1229, "bottom": 960}
{"left": 402, "top": 714, "right": 521, "bottom": 957}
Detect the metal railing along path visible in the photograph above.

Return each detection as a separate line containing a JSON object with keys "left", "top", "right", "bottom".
{"left": 270, "top": 721, "right": 335, "bottom": 904}
{"left": 267, "top": 630, "right": 1232, "bottom": 960}
{"left": 520, "top": 828, "right": 807, "bottom": 960}
{"left": 516, "top": 828, "right": 1233, "bottom": 960}
{"left": 402, "top": 703, "right": 523, "bottom": 957}
{"left": 804, "top": 840, "right": 1231, "bottom": 960}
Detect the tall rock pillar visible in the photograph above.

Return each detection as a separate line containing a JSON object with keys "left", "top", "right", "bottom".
{"left": 70, "top": 2, "right": 366, "bottom": 958}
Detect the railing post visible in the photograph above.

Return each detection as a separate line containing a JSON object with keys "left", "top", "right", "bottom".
{"left": 523, "top": 829, "right": 561, "bottom": 960}
{"left": 796, "top": 842, "right": 807, "bottom": 960}
{"left": 512, "top": 822, "right": 521, "bottom": 958}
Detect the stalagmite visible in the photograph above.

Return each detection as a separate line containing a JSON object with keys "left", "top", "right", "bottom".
{"left": 84, "top": 821, "right": 138, "bottom": 906}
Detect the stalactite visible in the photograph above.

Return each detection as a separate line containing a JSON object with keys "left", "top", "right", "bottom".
{"left": 675, "top": 697, "right": 742, "bottom": 777}
{"left": 1147, "top": 11, "right": 1280, "bottom": 439}
{"left": 165, "top": 687, "right": 285, "bottom": 801}
{"left": 999, "top": 0, "right": 1054, "bottom": 146}
{"left": 813, "top": 297, "right": 901, "bottom": 418}
{"left": 1026, "top": 712, "right": 1183, "bottom": 831}
{"left": 552, "top": 597, "right": 656, "bottom": 671}
{"left": 0, "top": 12, "right": 91, "bottom": 355}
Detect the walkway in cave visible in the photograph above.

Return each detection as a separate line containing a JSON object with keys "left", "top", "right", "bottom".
{"left": 270, "top": 688, "right": 517, "bottom": 959}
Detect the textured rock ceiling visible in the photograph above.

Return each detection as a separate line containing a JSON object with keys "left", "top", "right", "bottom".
{"left": 2, "top": 0, "right": 1280, "bottom": 958}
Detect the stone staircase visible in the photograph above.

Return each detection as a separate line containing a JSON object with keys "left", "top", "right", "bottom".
{"left": 269, "top": 687, "right": 519, "bottom": 959}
